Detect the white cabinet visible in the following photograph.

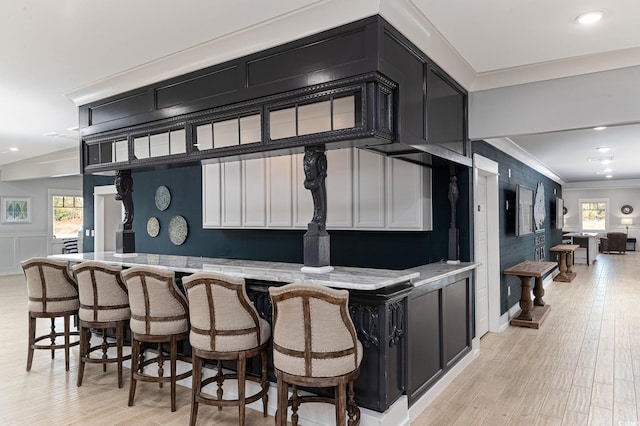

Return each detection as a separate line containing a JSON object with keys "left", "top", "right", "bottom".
{"left": 221, "top": 161, "right": 242, "bottom": 227}
{"left": 202, "top": 163, "right": 221, "bottom": 227}
{"left": 203, "top": 148, "right": 432, "bottom": 231}
{"left": 242, "top": 158, "right": 266, "bottom": 227}
{"left": 386, "top": 157, "right": 432, "bottom": 230}
{"left": 354, "top": 148, "right": 385, "bottom": 228}
{"left": 293, "top": 153, "right": 314, "bottom": 228}
{"left": 267, "top": 155, "right": 293, "bottom": 227}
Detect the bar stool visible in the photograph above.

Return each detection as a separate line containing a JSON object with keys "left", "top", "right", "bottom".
{"left": 21, "top": 257, "right": 80, "bottom": 372}
{"left": 72, "top": 261, "right": 131, "bottom": 388}
{"left": 183, "top": 272, "right": 270, "bottom": 426}
{"left": 120, "top": 266, "right": 192, "bottom": 412}
{"left": 269, "top": 283, "right": 362, "bottom": 426}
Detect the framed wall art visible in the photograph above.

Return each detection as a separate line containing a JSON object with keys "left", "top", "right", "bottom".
{"left": 1, "top": 196, "right": 32, "bottom": 223}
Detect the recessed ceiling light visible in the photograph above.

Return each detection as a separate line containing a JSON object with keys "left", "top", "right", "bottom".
{"left": 588, "top": 156, "right": 613, "bottom": 164}
{"left": 593, "top": 126, "right": 607, "bottom": 131}
{"left": 576, "top": 11, "right": 604, "bottom": 25}
{"left": 603, "top": 168, "right": 612, "bottom": 173}
{"left": 9, "top": 147, "right": 19, "bottom": 152}
{"left": 605, "top": 174, "right": 613, "bottom": 178}
{"left": 596, "top": 146, "right": 610, "bottom": 152}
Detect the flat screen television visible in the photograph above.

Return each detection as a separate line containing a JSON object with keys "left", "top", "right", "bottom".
{"left": 552, "top": 197, "right": 564, "bottom": 230}
{"left": 516, "top": 184, "right": 534, "bottom": 236}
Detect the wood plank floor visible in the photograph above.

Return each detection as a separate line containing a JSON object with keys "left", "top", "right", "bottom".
{"left": 414, "top": 251, "right": 640, "bottom": 425}
{"left": 1, "top": 251, "right": 639, "bottom": 425}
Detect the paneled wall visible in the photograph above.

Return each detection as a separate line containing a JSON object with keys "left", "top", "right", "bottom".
{"left": 0, "top": 175, "right": 81, "bottom": 275}
{"left": 472, "top": 141, "right": 563, "bottom": 314}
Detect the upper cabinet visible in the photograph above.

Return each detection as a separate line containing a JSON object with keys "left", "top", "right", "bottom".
{"left": 203, "top": 148, "right": 432, "bottom": 231}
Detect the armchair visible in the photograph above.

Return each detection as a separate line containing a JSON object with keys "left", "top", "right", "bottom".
{"left": 600, "top": 232, "right": 627, "bottom": 254}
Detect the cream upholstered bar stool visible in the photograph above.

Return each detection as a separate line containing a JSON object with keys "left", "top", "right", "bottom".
{"left": 120, "top": 266, "right": 192, "bottom": 412}
{"left": 21, "top": 257, "right": 80, "bottom": 372}
{"left": 269, "top": 282, "right": 362, "bottom": 426}
{"left": 183, "top": 272, "right": 270, "bottom": 426}
{"left": 72, "top": 261, "right": 131, "bottom": 388}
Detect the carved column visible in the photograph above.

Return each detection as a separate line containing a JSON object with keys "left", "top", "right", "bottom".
{"left": 114, "top": 169, "right": 135, "bottom": 254}
{"left": 447, "top": 164, "right": 460, "bottom": 264}
{"left": 302, "top": 145, "right": 331, "bottom": 269}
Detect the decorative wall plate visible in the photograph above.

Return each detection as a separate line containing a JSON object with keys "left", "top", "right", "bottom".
{"left": 621, "top": 204, "right": 633, "bottom": 214}
{"left": 168, "top": 215, "right": 188, "bottom": 245}
{"left": 155, "top": 185, "right": 171, "bottom": 211}
{"left": 146, "top": 217, "right": 160, "bottom": 237}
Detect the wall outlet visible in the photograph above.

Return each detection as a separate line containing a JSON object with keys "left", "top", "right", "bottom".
{"left": 507, "top": 286, "right": 511, "bottom": 296}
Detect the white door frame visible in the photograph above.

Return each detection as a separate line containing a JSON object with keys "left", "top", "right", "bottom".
{"left": 473, "top": 154, "right": 501, "bottom": 334}
{"left": 93, "top": 185, "right": 119, "bottom": 253}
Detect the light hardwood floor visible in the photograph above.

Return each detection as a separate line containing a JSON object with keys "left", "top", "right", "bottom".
{"left": 1, "top": 252, "right": 639, "bottom": 425}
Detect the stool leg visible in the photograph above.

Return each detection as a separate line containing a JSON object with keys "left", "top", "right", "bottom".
{"left": 26, "top": 313, "right": 36, "bottom": 372}
{"left": 170, "top": 336, "right": 177, "bottom": 412}
{"left": 64, "top": 314, "right": 71, "bottom": 372}
{"left": 276, "top": 375, "right": 288, "bottom": 426}
{"left": 215, "top": 360, "right": 223, "bottom": 411}
{"left": 101, "top": 329, "right": 108, "bottom": 372}
{"left": 261, "top": 349, "right": 268, "bottom": 417}
{"left": 50, "top": 318, "right": 56, "bottom": 359}
{"left": 189, "top": 355, "right": 201, "bottom": 426}
{"left": 77, "top": 323, "right": 86, "bottom": 386}
{"left": 347, "top": 380, "right": 360, "bottom": 426}
{"left": 238, "top": 353, "right": 247, "bottom": 425}
{"left": 128, "top": 338, "right": 139, "bottom": 407}
{"left": 116, "top": 322, "right": 124, "bottom": 388}
{"left": 291, "top": 385, "right": 299, "bottom": 426}
{"left": 335, "top": 382, "right": 347, "bottom": 426}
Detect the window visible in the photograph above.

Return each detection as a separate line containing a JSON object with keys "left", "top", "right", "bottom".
{"left": 579, "top": 199, "right": 608, "bottom": 231}
{"left": 53, "top": 195, "right": 83, "bottom": 238}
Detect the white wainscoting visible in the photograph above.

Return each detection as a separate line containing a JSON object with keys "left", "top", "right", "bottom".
{"left": 0, "top": 233, "right": 48, "bottom": 275}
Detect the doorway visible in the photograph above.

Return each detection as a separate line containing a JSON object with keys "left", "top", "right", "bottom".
{"left": 473, "top": 154, "right": 500, "bottom": 336}
{"left": 94, "top": 185, "right": 123, "bottom": 252}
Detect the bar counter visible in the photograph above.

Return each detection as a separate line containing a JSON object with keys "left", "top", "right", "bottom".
{"left": 50, "top": 252, "right": 419, "bottom": 291}
{"left": 50, "top": 252, "right": 477, "bottom": 424}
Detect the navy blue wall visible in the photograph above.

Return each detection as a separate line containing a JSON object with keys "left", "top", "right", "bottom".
{"left": 83, "top": 160, "right": 472, "bottom": 270}
{"left": 472, "top": 141, "right": 563, "bottom": 314}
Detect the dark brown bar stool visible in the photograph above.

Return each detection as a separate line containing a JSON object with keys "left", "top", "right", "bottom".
{"left": 72, "top": 261, "right": 131, "bottom": 388}
{"left": 183, "top": 272, "right": 270, "bottom": 426}
{"left": 121, "top": 266, "right": 192, "bottom": 412}
{"left": 21, "top": 257, "right": 80, "bottom": 372}
{"left": 269, "top": 283, "right": 362, "bottom": 426}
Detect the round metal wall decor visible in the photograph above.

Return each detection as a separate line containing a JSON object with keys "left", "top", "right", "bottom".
{"left": 168, "top": 215, "right": 188, "bottom": 245}
{"left": 146, "top": 217, "right": 160, "bottom": 237}
{"left": 155, "top": 185, "right": 171, "bottom": 211}
{"left": 621, "top": 204, "right": 633, "bottom": 215}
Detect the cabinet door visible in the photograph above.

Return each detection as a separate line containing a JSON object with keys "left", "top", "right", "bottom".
{"left": 386, "top": 158, "right": 432, "bottom": 230}
{"left": 242, "top": 158, "right": 266, "bottom": 227}
{"left": 222, "top": 161, "right": 242, "bottom": 227}
{"left": 267, "top": 155, "right": 293, "bottom": 227}
{"left": 354, "top": 149, "right": 385, "bottom": 228}
{"left": 326, "top": 148, "right": 353, "bottom": 228}
{"left": 293, "top": 153, "right": 314, "bottom": 228}
{"left": 202, "top": 163, "right": 221, "bottom": 228}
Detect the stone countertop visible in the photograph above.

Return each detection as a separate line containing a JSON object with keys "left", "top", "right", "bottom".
{"left": 408, "top": 261, "right": 478, "bottom": 287}
{"left": 49, "top": 252, "right": 419, "bottom": 291}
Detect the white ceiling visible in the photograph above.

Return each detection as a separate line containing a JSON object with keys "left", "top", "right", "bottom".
{"left": 1, "top": 0, "right": 639, "bottom": 183}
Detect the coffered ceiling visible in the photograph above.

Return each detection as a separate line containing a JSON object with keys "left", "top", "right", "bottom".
{"left": 1, "top": 0, "right": 639, "bottom": 183}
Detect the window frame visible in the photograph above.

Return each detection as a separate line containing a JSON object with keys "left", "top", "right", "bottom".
{"left": 578, "top": 198, "right": 609, "bottom": 231}
{"left": 48, "top": 189, "right": 83, "bottom": 240}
